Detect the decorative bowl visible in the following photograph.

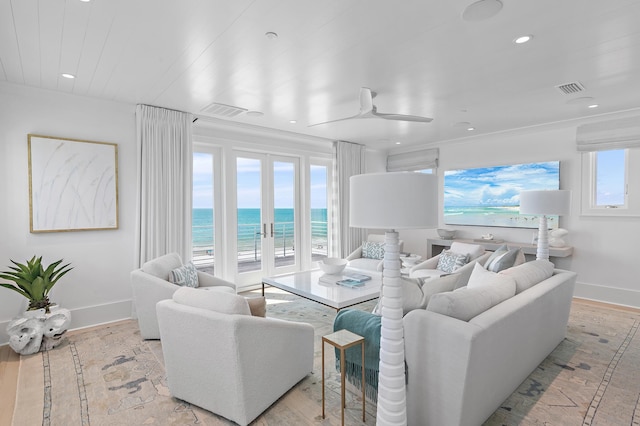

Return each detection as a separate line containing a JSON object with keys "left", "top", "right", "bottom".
{"left": 401, "top": 255, "right": 422, "bottom": 267}
{"left": 437, "top": 228, "right": 457, "bottom": 239}
{"left": 318, "top": 258, "right": 348, "bottom": 275}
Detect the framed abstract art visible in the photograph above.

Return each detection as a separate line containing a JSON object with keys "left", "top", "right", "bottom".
{"left": 28, "top": 134, "right": 119, "bottom": 233}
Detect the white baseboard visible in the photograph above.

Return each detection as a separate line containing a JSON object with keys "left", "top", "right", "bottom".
{"left": 0, "top": 299, "right": 133, "bottom": 346}
{"left": 574, "top": 280, "right": 640, "bottom": 310}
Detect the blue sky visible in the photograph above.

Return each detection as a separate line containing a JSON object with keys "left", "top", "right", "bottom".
{"left": 444, "top": 161, "right": 560, "bottom": 208}
{"left": 596, "top": 150, "right": 625, "bottom": 205}
{"left": 193, "top": 153, "right": 328, "bottom": 209}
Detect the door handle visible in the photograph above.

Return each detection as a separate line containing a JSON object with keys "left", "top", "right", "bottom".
{"left": 270, "top": 223, "right": 274, "bottom": 238}
{"left": 263, "top": 223, "right": 267, "bottom": 238}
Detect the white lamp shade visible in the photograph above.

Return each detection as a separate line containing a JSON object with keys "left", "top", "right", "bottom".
{"left": 350, "top": 172, "right": 438, "bottom": 229}
{"left": 519, "top": 190, "right": 571, "bottom": 216}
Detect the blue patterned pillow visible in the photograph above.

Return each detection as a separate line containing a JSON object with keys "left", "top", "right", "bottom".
{"left": 436, "top": 250, "right": 470, "bottom": 273}
{"left": 362, "top": 241, "right": 385, "bottom": 259}
{"left": 169, "top": 262, "right": 199, "bottom": 287}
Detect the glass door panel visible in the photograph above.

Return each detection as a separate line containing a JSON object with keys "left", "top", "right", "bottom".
{"left": 236, "top": 157, "right": 263, "bottom": 273}
{"left": 273, "top": 161, "right": 296, "bottom": 268}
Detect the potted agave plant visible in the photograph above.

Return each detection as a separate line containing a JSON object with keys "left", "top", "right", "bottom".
{"left": 0, "top": 256, "right": 73, "bottom": 313}
{"left": 1, "top": 256, "right": 73, "bottom": 355}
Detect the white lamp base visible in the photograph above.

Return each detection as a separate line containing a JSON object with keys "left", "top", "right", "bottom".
{"left": 536, "top": 215, "right": 549, "bottom": 261}
{"left": 376, "top": 230, "right": 407, "bottom": 426}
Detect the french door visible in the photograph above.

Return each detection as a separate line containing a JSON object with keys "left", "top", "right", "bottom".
{"left": 232, "top": 151, "right": 300, "bottom": 287}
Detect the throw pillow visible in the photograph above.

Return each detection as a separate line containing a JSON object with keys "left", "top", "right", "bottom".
{"left": 168, "top": 261, "right": 199, "bottom": 287}
{"left": 362, "top": 241, "right": 385, "bottom": 259}
{"left": 426, "top": 273, "right": 516, "bottom": 321}
{"left": 483, "top": 244, "right": 508, "bottom": 267}
{"left": 246, "top": 296, "right": 267, "bottom": 317}
{"left": 436, "top": 250, "right": 470, "bottom": 273}
{"left": 499, "top": 260, "right": 554, "bottom": 293}
{"left": 373, "top": 274, "right": 461, "bottom": 316}
{"left": 484, "top": 246, "right": 523, "bottom": 273}
{"left": 173, "top": 287, "right": 251, "bottom": 315}
{"left": 467, "top": 262, "right": 510, "bottom": 288}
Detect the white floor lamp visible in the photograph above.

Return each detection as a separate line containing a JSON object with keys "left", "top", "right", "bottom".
{"left": 350, "top": 172, "right": 438, "bottom": 426}
{"left": 519, "top": 190, "right": 571, "bottom": 261}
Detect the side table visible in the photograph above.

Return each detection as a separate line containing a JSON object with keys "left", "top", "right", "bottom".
{"left": 322, "top": 329, "right": 366, "bottom": 425}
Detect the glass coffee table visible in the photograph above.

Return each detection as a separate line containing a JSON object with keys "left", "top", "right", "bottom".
{"left": 261, "top": 268, "right": 381, "bottom": 311}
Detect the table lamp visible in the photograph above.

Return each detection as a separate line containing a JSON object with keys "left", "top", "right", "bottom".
{"left": 350, "top": 172, "right": 438, "bottom": 426}
{"left": 519, "top": 190, "right": 571, "bottom": 261}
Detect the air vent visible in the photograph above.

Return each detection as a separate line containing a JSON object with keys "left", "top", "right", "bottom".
{"left": 554, "top": 81, "right": 586, "bottom": 95}
{"left": 201, "top": 102, "right": 247, "bottom": 118}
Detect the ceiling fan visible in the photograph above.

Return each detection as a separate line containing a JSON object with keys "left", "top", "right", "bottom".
{"left": 309, "top": 87, "right": 433, "bottom": 127}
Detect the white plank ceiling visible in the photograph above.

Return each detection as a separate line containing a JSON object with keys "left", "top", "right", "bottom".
{"left": 2, "top": 0, "right": 640, "bottom": 149}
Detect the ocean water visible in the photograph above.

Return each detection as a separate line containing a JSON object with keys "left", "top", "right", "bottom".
{"left": 192, "top": 208, "right": 328, "bottom": 251}
{"left": 444, "top": 206, "right": 555, "bottom": 228}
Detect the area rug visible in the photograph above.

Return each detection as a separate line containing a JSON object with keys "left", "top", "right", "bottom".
{"left": 11, "top": 289, "right": 378, "bottom": 426}
{"left": 11, "top": 294, "right": 640, "bottom": 425}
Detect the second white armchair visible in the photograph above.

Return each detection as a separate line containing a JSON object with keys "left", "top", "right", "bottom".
{"left": 409, "top": 242, "right": 491, "bottom": 288}
{"left": 131, "top": 252, "right": 236, "bottom": 339}
{"left": 346, "top": 234, "right": 404, "bottom": 273}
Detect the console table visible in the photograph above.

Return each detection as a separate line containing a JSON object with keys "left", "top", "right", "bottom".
{"left": 427, "top": 238, "right": 573, "bottom": 258}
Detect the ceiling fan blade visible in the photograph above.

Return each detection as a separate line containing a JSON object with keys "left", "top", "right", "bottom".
{"left": 359, "top": 87, "right": 374, "bottom": 114}
{"left": 372, "top": 111, "right": 433, "bottom": 123}
{"left": 308, "top": 113, "right": 365, "bottom": 127}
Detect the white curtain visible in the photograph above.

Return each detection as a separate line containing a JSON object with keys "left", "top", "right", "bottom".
{"left": 576, "top": 116, "right": 640, "bottom": 151}
{"left": 135, "top": 104, "right": 193, "bottom": 267}
{"left": 332, "top": 140, "right": 366, "bottom": 258}
{"left": 387, "top": 147, "right": 439, "bottom": 171}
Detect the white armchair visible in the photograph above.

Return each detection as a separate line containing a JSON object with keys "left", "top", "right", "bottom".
{"left": 130, "top": 252, "right": 235, "bottom": 339}
{"left": 156, "top": 288, "right": 314, "bottom": 426}
{"left": 346, "top": 234, "right": 404, "bottom": 273}
{"left": 409, "top": 242, "right": 491, "bottom": 288}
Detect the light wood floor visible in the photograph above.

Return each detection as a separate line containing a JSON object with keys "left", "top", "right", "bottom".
{"left": 0, "top": 344, "right": 19, "bottom": 426}
{"left": 0, "top": 298, "right": 638, "bottom": 425}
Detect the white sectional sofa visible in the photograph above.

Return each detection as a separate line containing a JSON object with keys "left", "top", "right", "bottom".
{"left": 403, "top": 262, "right": 577, "bottom": 426}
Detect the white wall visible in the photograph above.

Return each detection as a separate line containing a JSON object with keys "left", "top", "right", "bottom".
{"left": 396, "top": 112, "right": 640, "bottom": 308}
{"left": 0, "top": 83, "right": 137, "bottom": 344}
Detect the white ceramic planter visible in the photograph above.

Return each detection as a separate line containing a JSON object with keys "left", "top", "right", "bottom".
{"left": 6, "top": 305, "right": 71, "bottom": 355}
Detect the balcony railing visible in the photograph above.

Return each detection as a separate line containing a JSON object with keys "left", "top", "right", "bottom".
{"left": 192, "top": 220, "right": 328, "bottom": 270}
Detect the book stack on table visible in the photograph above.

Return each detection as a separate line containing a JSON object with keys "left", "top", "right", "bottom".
{"left": 319, "top": 271, "right": 372, "bottom": 288}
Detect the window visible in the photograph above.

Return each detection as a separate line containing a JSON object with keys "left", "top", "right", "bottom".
{"left": 310, "top": 163, "right": 330, "bottom": 260}
{"left": 577, "top": 115, "right": 640, "bottom": 217}
{"left": 581, "top": 148, "right": 640, "bottom": 216}
{"left": 192, "top": 151, "right": 216, "bottom": 272}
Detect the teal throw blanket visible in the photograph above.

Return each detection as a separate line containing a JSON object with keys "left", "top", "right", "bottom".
{"left": 333, "top": 309, "right": 381, "bottom": 401}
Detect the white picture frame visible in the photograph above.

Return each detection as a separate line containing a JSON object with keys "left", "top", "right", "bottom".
{"left": 28, "top": 134, "right": 119, "bottom": 233}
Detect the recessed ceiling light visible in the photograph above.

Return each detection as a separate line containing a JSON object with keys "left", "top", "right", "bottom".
{"left": 462, "top": 0, "right": 503, "bottom": 22}
{"left": 289, "top": 120, "right": 297, "bottom": 124}
{"left": 246, "top": 111, "right": 264, "bottom": 117}
{"left": 265, "top": 32, "right": 278, "bottom": 40}
{"left": 61, "top": 73, "right": 76, "bottom": 79}
{"left": 467, "top": 127, "right": 476, "bottom": 131}
{"left": 588, "top": 104, "right": 599, "bottom": 109}
{"left": 514, "top": 35, "right": 533, "bottom": 44}
{"left": 79, "top": 0, "right": 91, "bottom": 2}
{"left": 395, "top": 142, "right": 402, "bottom": 145}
